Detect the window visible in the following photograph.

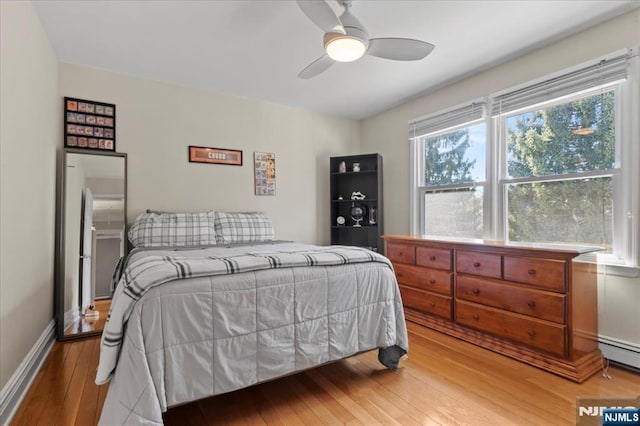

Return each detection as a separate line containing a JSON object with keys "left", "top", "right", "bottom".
{"left": 411, "top": 103, "right": 487, "bottom": 239}
{"left": 410, "top": 49, "right": 639, "bottom": 266}
{"left": 501, "top": 88, "right": 616, "bottom": 252}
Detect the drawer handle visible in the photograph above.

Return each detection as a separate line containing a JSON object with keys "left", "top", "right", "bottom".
{"left": 472, "top": 314, "right": 479, "bottom": 320}
{"left": 429, "top": 279, "right": 436, "bottom": 284}
{"left": 473, "top": 262, "right": 481, "bottom": 267}
{"left": 429, "top": 255, "right": 436, "bottom": 261}
{"left": 528, "top": 269, "right": 536, "bottom": 275}
{"left": 527, "top": 329, "right": 536, "bottom": 337}
{"left": 527, "top": 301, "right": 536, "bottom": 308}
{"left": 429, "top": 302, "right": 436, "bottom": 308}
{"left": 472, "top": 288, "right": 480, "bottom": 295}
{"left": 397, "top": 272, "right": 403, "bottom": 278}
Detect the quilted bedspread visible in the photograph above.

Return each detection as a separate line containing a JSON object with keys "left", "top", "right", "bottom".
{"left": 96, "top": 242, "right": 408, "bottom": 425}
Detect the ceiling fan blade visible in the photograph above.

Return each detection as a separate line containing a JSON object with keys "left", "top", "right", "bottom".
{"left": 298, "top": 54, "right": 335, "bottom": 79}
{"left": 367, "top": 38, "right": 435, "bottom": 61}
{"left": 296, "top": 0, "right": 345, "bottom": 35}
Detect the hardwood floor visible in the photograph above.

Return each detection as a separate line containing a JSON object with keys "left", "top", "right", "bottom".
{"left": 12, "top": 321, "right": 640, "bottom": 425}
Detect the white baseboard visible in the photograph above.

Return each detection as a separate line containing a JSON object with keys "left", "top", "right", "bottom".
{"left": 64, "top": 307, "right": 80, "bottom": 331}
{"left": 599, "top": 335, "right": 640, "bottom": 369}
{"left": 0, "top": 320, "right": 55, "bottom": 426}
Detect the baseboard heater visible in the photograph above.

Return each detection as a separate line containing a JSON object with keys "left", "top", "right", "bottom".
{"left": 599, "top": 335, "right": 640, "bottom": 370}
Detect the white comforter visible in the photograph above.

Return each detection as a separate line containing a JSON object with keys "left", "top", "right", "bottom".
{"left": 97, "top": 243, "right": 408, "bottom": 425}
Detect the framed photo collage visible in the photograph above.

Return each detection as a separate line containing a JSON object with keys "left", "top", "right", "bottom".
{"left": 64, "top": 97, "right": 116, "bottom": 151}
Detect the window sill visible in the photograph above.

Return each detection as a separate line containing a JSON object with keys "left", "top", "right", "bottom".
{"left": 599, "top": 263, "right": 640, "bottom": 278}
{"left": 575, "top": 252, "right": 640, "bottom": 278}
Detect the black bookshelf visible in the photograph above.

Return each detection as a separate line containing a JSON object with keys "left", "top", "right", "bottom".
{"left": 329, "top": 154, "right": 383, "bottom": 253}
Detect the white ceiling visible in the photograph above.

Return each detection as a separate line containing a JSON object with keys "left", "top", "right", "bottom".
{"left": 34, "top": 0, "right": 639, "bottom": 120}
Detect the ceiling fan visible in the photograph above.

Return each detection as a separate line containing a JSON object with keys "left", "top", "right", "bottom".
{"left": 296, "top": 0, "right": 435, "bottom": 79}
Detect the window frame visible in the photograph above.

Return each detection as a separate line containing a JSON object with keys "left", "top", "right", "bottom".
{"left": 409, "top": 49, "right": 639, "bottom": 268}
{"left": 414, "top": 118, "right": 489, "bottom": 239}
{"left": 495, "top": 85, "right": 621, "bottom": 252}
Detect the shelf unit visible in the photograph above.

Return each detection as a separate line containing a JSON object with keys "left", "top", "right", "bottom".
{"left": 329, "top": 154, "right": 383, "bottom": 253}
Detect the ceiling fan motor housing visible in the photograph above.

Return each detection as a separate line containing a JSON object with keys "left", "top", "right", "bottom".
{"left": 323, "top": 9, "right": 370, "bottom": 62}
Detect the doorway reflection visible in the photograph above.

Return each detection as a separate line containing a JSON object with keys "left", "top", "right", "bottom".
{"left": 58, "top": 150, "right": 126, "bottom": 340}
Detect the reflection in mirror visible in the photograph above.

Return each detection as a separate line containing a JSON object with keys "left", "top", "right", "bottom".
{"left": 58, "top": 149, "right": 126, "bottom": 340}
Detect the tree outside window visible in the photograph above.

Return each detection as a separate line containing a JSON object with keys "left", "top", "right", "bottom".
{"left": 505, "top": 90, "right": 615, "bottom": 251}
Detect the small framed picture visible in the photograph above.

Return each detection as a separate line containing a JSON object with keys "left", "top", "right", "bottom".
{"left": 64, "top": 97, "right": 115, "bottom": 151}
{"left": 188, "top": 146, "right": 243, "bottom": 166}
{"left": 254, "top": 152, "right": 276, "bottom": 196}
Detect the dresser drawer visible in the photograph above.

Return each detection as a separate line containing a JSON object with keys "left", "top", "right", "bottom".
{"left": 456, "top": 300, "right": 566, "bottom": 357}
{"left": 394, "top": 264, "right": 452, "bottom": 295}
{"left": 386, "top": 242, "right": 416, "bottom": 264}
{"left": 456, "top": 275, "right": 565, "bottom": 324}
{"left": 416, "top": 247, "right": 452, "bottom": 271}
{"left": 399, "top": 285, "right": 452, "bottom": 320}
{"left": 503, "top": 256, "right": 566, "bottom": 292}
{"left": 456, "top": 251, "right": 501, "bottom": 279}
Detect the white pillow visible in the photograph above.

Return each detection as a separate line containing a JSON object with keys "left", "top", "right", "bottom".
{"left": 214, "top": 212, "right": 275, "bottom": 244}
{"left": 128, "top": 211, "right": 217, "bottom": 247}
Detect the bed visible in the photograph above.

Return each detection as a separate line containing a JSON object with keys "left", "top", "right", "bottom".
{"left": 95, "top": 212, "right": 408, "bottom": 425}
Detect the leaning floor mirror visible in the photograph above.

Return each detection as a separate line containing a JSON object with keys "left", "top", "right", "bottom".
{"left": 56, "top": 148, "right": 127, "bottom": 340}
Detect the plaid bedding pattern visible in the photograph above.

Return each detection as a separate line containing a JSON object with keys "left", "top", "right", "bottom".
{"left": 128, "top": 211, "right": 216, "bottom": 247}
{"left": 214, "top": 211, "right": 275, "bottom": 244}
{"left": 96, "top": 245, "right": 391, "bottom": 384}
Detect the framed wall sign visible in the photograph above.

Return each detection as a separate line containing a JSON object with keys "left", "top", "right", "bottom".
{"left": 188, "top": 146, "right": 243, "bottom": 166}
{"left": 64, "top": 97, "right": 116, "bottom": 151}
{"left": 254, "top": 152, "right": 276, "bottom": 196}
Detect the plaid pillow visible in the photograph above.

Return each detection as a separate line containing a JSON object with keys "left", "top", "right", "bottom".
{"left": 128, "top": 211, "right": 217, "bottom": 248}
{"left": 214, "top": 212, "right": 275, "bottom": 244}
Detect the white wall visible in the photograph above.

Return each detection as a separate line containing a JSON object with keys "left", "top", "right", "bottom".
{"left": 0, "top": 1, "right": 60, "bottom": 389}
{"left": 361, "top": 9, "right": 640, "bottom": 361}
{"left": 59, "top": 64, "right": 361, "bottom": 245}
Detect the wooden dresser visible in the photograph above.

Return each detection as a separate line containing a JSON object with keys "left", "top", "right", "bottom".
{"left": 383, "top": 235, "right": 602, "bottom": 382}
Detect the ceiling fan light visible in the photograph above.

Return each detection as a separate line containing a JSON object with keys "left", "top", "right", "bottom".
{"left": 324, "top": 34, "right": 366, "bottom": 62}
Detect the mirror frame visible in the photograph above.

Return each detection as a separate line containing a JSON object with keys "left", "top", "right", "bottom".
{"left": 55, "top": 148, "right": 127, "bottom": 341}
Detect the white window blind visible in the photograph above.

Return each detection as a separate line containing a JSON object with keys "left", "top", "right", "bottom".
{"left": 491, "top": 51, "right": 632, "bottom": 116}
{"left": 409, "top": 101, "right": 486, "bottom": 139}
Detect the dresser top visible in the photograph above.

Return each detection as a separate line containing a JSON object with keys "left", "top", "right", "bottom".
{"left": 382, "top": 234, "right": 603, "bottom": 256}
